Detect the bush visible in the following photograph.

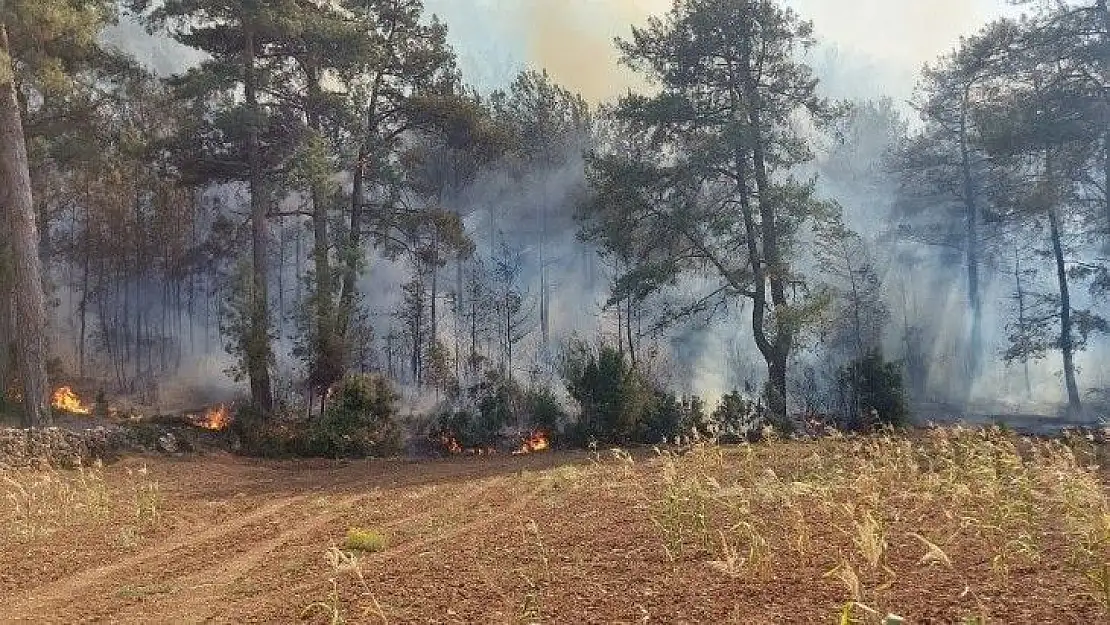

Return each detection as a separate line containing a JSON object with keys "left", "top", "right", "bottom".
{"left": 561, "top": 342, "right": 656, "bottom": 445}
{"left": 309, "top": 374, "right": 403, "bottom": 458}
{"left": 233, "top": 374, "right": 403, "bottom": 458}
{"left": 231, "top": 403, "right": 296, "bottom": 457}
{"left": 344, "top": 527, "right": 388, "bottom": 552}
{"left": 425, "top": 375, "right": 570, "bottom": 453}
{"left": 523, "top": 386, "right": 569, "bottom": 436}
{"left": 836, "top": 351, "right": 909, "bottom": 431}
{"left": 637, "top": 392, "right": 682, "bottom": 444}
{"left": 712, "top": 391, "right": 764, "bottom": 441}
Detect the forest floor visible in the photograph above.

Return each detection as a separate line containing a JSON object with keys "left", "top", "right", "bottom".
{"left": 1, "top": 429, "right": 1108, "bottom": 624}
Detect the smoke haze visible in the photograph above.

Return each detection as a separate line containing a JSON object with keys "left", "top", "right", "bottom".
{"left": 426, "top": 0, "right": 1014, "bottom": 102}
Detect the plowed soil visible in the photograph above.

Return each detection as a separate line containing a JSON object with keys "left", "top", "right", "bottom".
{"left": 1, "top": 440, "right": 1106, "bottom": 624}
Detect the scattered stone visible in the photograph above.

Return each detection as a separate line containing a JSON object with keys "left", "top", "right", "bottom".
{"left": 157, "top": 433, "right": 179, "bottom": 454}
{"left": 0, "top": 423, "right": 222, "bottom": 469}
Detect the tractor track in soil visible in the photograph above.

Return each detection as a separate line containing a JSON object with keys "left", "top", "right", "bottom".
{"left": 5, "top": 443, "right": 1101, "bottom": 624}
{"left": 0, "top": 453, "right": 563, "bottom": 624}
{"left": 109, "top": 480, "right": 510, "bottom": 623}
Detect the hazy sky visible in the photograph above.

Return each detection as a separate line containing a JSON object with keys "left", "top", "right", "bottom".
{"left": 425, "top": 0, "right": 1017, "bottom": 103}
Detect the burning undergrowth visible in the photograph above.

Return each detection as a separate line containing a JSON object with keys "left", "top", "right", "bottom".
{"left": 46, "top": 384, "right": 236, "bottom": 434}
{"left": 428, "top": 427, "right": 552, "bottom": 457}
{"left": 415, "top": 376, "right": 565, "bottom": 458}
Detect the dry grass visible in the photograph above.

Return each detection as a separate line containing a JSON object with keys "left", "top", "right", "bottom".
{"left": 2, "top": 459, "right": 161, "bottom": 542}
{"left": 630, "top": 426, "right": 1110, "bottom": 621}
{"left": 0, "top": 427, "right": 1106, "bottom": 623}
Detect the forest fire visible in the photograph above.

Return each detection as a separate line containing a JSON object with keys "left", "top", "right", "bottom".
{"left": 190, "top": 404, "right": 231, "bottom": 431}
{"left": 513, "top": 430, "right": 550, "bottom": 455}
{"left": 439, "top": 433, "right": 464, "bottom": 454}
{"left": 436, "top": 433, "right": 496, "bottom": 456}
{"left": 51, "top": 386, "right": 91, "bottom": 415}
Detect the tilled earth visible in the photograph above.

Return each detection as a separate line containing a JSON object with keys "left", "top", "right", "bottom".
{"left": 0, "top": 443, "right": 1105, "bottom": 624}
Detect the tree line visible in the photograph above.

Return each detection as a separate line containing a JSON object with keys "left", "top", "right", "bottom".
{"left": 1, "top": 0, "right": 1107, "bottom": 432}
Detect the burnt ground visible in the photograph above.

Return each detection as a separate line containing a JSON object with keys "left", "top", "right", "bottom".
{"left": 0, "top": 439, "right": 1107, "bottom": 624}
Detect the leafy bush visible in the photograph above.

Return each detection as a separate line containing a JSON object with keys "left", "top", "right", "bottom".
{"left": 561, "top": 342, "right": 656, "bottom": 445}
{"left": 712, "top": 391, "right": 764, "bottom": 441}
{"left": 425, "top": 375, "right": 570, "bottom": 453}
{"left": 446, "top": 372, "right": 519, "bottom": 447}
{"left": 525, "top": 385, "right": 569, "bottom": 435}
{"left": 233, "top": 374, "right": 403, "bottom": 458}
{"left": 309, "top": 374, "right": 403, "bottom": 458}
{"left": 231, "top": 403, "right": 294, "bottom": 457}
{"left": 637, "top": 393, "right": 711, "bottom": 444}
{"left": 836, "top": 351, "right": 909, "bottom": 431}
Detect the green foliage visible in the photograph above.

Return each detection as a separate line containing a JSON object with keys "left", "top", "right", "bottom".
{"left": 712, "top": 391, "right": 763, "bottom": 441}
{"left": 233, "top": 375, "right": 401, "bottom": 458}
{"left": 219, "top": 261, "right": 273, "bottom": 385}
{"left": 580, "top": 0, "right": 839, "bottom": 430}
{"left": 561, "top": 341, "right": 657, "bottom": 445}
{"left": 343, "top": 528, "right": 388, "bottom": 553}
{"left": 836, "top": 352, "right": 909, "bottom": 431}
{"left": 310, "top": 374, "right": 403, "bottom": 458}
{"left": 429, "top": 372, "right": 520, "bottom": 450}
{"left": 525, "top": 386, "right": 569, "bottom": 436}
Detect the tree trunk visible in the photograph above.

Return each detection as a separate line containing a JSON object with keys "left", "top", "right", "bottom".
{"left": 78, "top": 188, "right": 91, "bottom": 377}
{"left": 1098, "top": 0, "right": 1110, "bottom": 235}
{"left": 244, "top": 27, "right": 273, "bottom": 414}
{"left": 626, "top": 296, "right": 636, "bottom": 367}
{"left": 339, "top": 145, "right": 365, "bottom": 336}
{"left": 959, "top": 86, "right": 983, "bottom": 379}
{"left": 306, "top": 63, "right": 339, "bottom": 393}
{"left": 1048, "top": 206, "right": 1082, "bottom": 417}
{"left": 1014, "top": 254, "right": 1031, "bottom": 397}
{"left": 743, "top": 73, "right": 793, "bottom": 433}
{"left": 0, "top": 23, "right": 51, "bottom": 427}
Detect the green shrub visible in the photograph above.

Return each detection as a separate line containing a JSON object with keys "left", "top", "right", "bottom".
{"left": 636, "top": 391, "right": 679, "bottom": 444}
{"left": 234, "top": 375, "right": 403, "bottom": 458}
{"left": 713, "top": 391, "right": 763, "bottom": 441}
{"left": 561, "top": 341, "right": 656, "bottom": 445}
{"left": 426, "top": 376, "right": 569, "bottom": 452}
{"left": 310, "top": 374, "right": 403, "bottom": 458}
{"left": 836, "top": 351, "right": 909, "bottom": 431}
{"left": 524, "top": 386, "right": 568, "bottom": 436}
{"left": 344, "top": 527, "right": 388, "bottom": 552}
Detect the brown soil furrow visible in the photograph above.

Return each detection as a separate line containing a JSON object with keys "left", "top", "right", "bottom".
{"left": 1, "top": 494, "right": 311, "bottom": 619}
{"left": 108, "top": 493, "right": 368, "bottom": 624}
{"left": 235, "top": 478, "right": 533, "bottom": 616}
{"left": 371, "top": 483, "right": 544, "bottom": 562}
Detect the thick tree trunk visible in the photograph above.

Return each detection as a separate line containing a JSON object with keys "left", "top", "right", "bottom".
{"left": 744, "top": 78, "right": 793, "bottom": 433}
{"left": 244, "top": 28, "right": 273, "bottom": 414}
{"left": 0, "top": 24, "right": 51, "bottom": 427}
{"left": 78, "top": 193, "right": 90, "bottom": 377}
{"left": 306, "top": 64, "right": 340, "bottom": 392}
{"left": 1013, "top": 255, "right": 1032, "bottom": 397}
{"left": 1048, "top": 206, "right": 1082, "bottom": 417}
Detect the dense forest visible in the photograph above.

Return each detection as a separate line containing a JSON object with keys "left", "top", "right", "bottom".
{"left": 1, "top": 0, "right": 1109, "bottom": 438}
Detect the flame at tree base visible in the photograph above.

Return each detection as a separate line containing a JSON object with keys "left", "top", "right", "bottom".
{"left": 51, "top": 386, "right": 91, "bottom": 415}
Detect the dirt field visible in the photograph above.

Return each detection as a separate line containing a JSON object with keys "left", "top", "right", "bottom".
{"left": 1, "top": 430, "right": 1108, "bottom": 624}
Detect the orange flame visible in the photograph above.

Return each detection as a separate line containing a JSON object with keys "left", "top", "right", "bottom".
{"left": 192, "top": 404, "right": 231, "bottom": 430}
{"left": 51, "top": 386, "right": 91, "bottom": 415}
{"left": 513, "top": 430, "right": 550, "bottom": 455}
{"left": 437, "top": 433, "right": 496, "bottom": 456}
{"left": 439, "top": 434, "right": 463, "bottom": 454}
